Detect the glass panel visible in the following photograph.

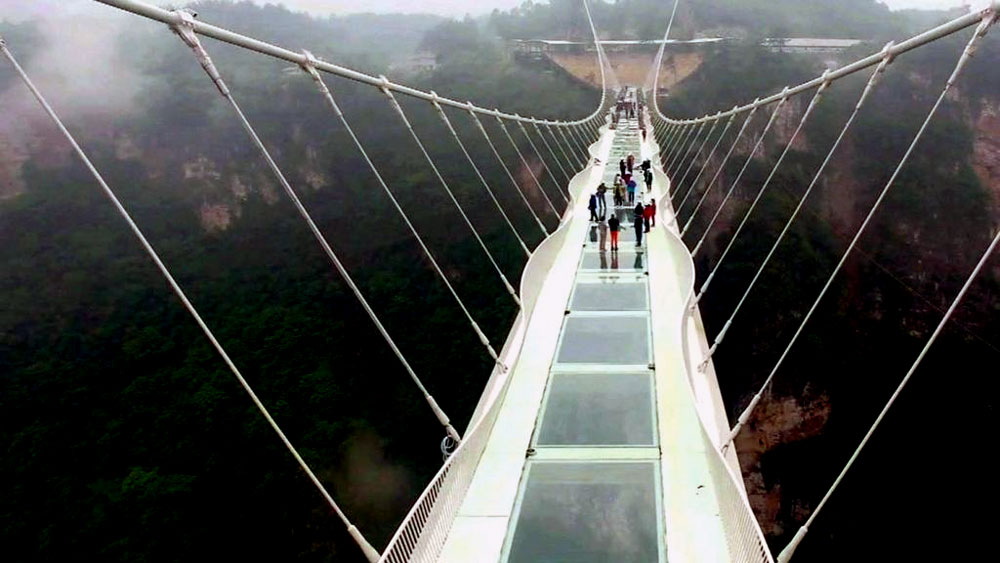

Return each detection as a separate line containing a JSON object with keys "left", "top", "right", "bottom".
{"left": 580, "top": 251, "right": 645, "bottom": 272}
{"left": 571, "top": 282, "right": 647, "bottom": 311}
{"left": 507, "top": 462, "right": 660, "bottom": 563}
{"left": 537, "top": 374, "right": 655, "bottom": 446}
{"left": 557, "top": 316, "right": 649, "bottom": 365}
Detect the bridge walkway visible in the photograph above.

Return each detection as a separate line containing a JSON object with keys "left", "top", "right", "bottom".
{"left": 437, "top": 113, "right": 733, "bottom": 562}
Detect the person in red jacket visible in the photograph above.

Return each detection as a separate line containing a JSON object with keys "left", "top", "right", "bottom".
{"left": 643, "top": 203, "right": 653, "bottom": 233}
{"left": 649, "top": 200, "right": 657, "bottom": 228}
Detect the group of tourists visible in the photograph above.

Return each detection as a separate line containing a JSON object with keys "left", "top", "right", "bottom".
{"left": 588, "top": 196, "right": 657, "bottom": 251}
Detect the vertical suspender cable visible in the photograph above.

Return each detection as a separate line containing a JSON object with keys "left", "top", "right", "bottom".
{"left": 695, "top": 79, "right": 831, "bottom": 310}
{"left": 779, "top": 220, "right": 1000, "bottom": 563}
{"left": 495, "top": 116, "right": 561, "bottom": 218}
{"left": 668, "top": 121, "right": 704, "bottom": 177}
{"left": 515, "top": 118, "right": 570, "bottom": 203}
{"left": 532, "top": 121, "right": 573, "bottom": 183}
{"left": 725, "top": 18, "right": 995, "bottom": 466}
{"left": 470, "top": 109, "right": 551, "bottom": 236}
{"left": 432, "top": 99, "right": 533, "bottom": 258}
{"left": 681, "top": 103, "right": 760, "bottom": 236}
{"left": 548, "top": 123, "right": 580, "bottom": 171}
{"left": 673, "top": 114, "right": 721, "bottom": 205}
{"left": 689, "top": 90, "right": 790, "bottom": 252}
{"left": 666, "top": 123, "right": 697, "bottom": 174}
{"left": 177, "top": 26, "right": 470, "bottom": 446}
{"left": 707, "top": 50, "right": 894, "bottom": 382}
{"left": 377, "top": 82, "right": 523, "bottom": 306}
{"left": 674, "top": 112, "right": 737, "bottom": 215}
{"left": 0, "top": 35, "right": 382, "bottom": 563}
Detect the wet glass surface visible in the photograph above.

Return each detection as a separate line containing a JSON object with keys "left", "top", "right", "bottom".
{"left": 557, "top": 316, "right": 649, "bottom": 365}
{"left": 506, "top": 462, "right": 660, "bottom": 563}
{"left": 571, "top": 281, "right": 647, "bottom": 311}
{"left": 536, "top": 374, "right": 655, "bottom": 446}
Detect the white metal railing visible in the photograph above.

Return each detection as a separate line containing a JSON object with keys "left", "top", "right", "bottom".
{"left": 651, "top": 124, "right": 775, "bottom": 562}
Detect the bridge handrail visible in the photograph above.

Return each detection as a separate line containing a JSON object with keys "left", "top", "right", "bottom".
{"left": 652, "top": 142, "right": 776, "bottom": 563}
{"left": 654, "top": 2, "right": 998, "bottom": 124}
{"left": 92, "top": 0, "right": 611, "bottom": 127}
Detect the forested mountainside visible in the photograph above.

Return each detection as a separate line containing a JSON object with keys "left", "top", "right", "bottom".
{"left": 0, "top": 2, "right": 596, "bottom": 561}
{"left": 662, "top": 21, "right": 1000, "bottom": 563}
{"left": 2, "top": 0, "right": 998, "bottom": 562}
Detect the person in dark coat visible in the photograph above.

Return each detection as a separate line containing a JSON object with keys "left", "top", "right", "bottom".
{"left": 596, "top": 183, "right": 608, "bottom": 218}
{"left": 588, "top": 193, "right": 598, "bottom": 222}
{"left": 634, "top": 203, "right": 645, "bottom": 247}
{"left": 644, "top": 169, "right": 653, "bottom": 192}
{"left": 619, "top": 159, "right": 627, "bottom": 178}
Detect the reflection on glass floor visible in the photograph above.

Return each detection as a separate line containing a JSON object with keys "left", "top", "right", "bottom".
{"left": 580, "top": 250, "right": 645, "bottom": 272}
{"left": 505, "top": 462, "right": 662, "bottom": 563}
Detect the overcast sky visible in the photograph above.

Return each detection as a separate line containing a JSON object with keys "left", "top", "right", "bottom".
{"left": 4, "top": 0, "right": 993, "bottom": 21}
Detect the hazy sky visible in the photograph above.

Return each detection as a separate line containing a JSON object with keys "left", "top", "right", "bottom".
{"left": 4, "top": 0, "right": 993, "bottom": 21}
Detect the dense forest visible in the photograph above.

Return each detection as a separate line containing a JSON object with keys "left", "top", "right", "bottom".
{"left": 2, "top": 0, "right": 999, "bottom": 562}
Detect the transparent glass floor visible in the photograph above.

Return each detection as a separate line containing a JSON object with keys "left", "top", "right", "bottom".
{"left": 571, "top": 278, "right": 648, "bottom": 311}
{"left": 556, "top": 315, "right": 650, "bottom": 365}
{"left": 504, "top": 462, "right": 663, "bottom": 563}
{"left": 535, "top": 373, "right": 656, "bottom": 446}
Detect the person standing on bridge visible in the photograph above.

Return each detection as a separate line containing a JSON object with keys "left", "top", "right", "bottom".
{"left": 588, "top": 192, "right": 599, "bottom": 222}
{"left": 627, "top": 153, "right": 635, "bottom": 173}
{"left": 644, "top": 168, "right": 653, "bottom": 192}
{"left": 596, "top": 183, "right": 608, "bottom": 218}
{"left": 598, "top": 217, "right": 608, "bottom": 251}
{"left": 627, "top": 178, "right": 637, "bottom": 205}
{"left": 608, "top": 214, "right": 620, "bottom": 251}
{"left": 634, "top": 202, "right": 645, "bottom": 247}
{"left": 643, "top": 203, "right": 653, "bottom": 233}
{"left": 613, "top": 175, "right": 624, "bottom": 207}
{"left": 619, "top": 158, "right": 627, "bottom": 178}
{"left": 650, "top": 199, "right": 657, "bottom": 228}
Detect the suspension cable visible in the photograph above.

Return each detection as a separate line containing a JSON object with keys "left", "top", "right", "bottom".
{"left": 674, "top": 112, "right": 737, "bottom": 218}
{"left": 668, "top": 120, "right": 705, "bottom": 176}
{"left": 548, "top": 123, "right": 582, "bottom": 170}
{"left": 778, "top": 189, "right": 1000, "bottom": 563}
{"left": 681, "top": 103, "right": 760, "bottom": 234}
{"left": 689, "top": 89, "right": 789, "bottom": 252}
{"left": 495, "top": 116, "right": 561, "bottom": 218}
{"left": 515, "top": 118, "right": 570, "bottom": 203}
{"left": 176, "top": 20, "right": 472, "bottom": 447}
{"left": 704, "top": 50, "right": 895, "bottom": 369}
{"left": 672, "top": 114, "right": 722, "bottom": 206}
{"left": 377, "top": 83, "right": 523, "bottom": 306}
{"left": 469, "top": 109, "right": 551, "bottom": 236}
{"left": 531, "top": 121, "right": 573, "bottom": 183}
{"left": 695, "top": 77, "right": 832, "bottom": 312}
{"left": 557, "top": 125, "right": 585, "bottom": 168}
{"left": 724, "top": 17, "right": 994, "bottom": 462}
{"left": 669, "top": 123, "right": 700, "bottom": 174}
{"left": 305, "top": 76, "right": 509, "bottom": 370}
{"left": 0, "top": 35, "right": 382, "bottom": 563}
{"left": 432, "top": 99, "right": 533, "bottom": 258}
